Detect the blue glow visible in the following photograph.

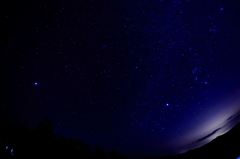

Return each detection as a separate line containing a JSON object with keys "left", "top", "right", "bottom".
{"left": 10, "top": 149, "right": 14, "bottom": 156}
{"left": 236, "top": 156, "right": 240, "bottom": 159}
{"left": 6, "top": 146, "right": 8, "bottom": 149}
{"left": 34, "top": 82, "right": 38, "bottom": 85}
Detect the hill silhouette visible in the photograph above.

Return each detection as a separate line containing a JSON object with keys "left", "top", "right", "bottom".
{"left": 143, "top": 120, "right": 240, "bottom": 159}
{"left": 0, "top": 114, "right": 127, "bottom": 159}
{"left": 0, "top": 110, "right": 240, "bottom": 159}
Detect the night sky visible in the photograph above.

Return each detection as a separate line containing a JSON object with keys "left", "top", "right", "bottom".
{"left": 1, "top": 0, "right": 240, "bottom": 158}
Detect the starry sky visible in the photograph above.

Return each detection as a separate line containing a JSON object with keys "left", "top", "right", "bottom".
{"left": 1, "top": 0, "right": 240, "bottom": 158}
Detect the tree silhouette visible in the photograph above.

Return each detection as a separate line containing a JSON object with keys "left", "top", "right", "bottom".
{"left": 0, "top": 115, "right": 129, "bottom": 159}
{"left": 36, "top": 117, "right": 53, "bottom": 136}
{"left": 35, "top": 117, "right": 55, "bottom": 158}
{"left": 54, "top": 134, "right": 68, "bottom": 158}
{"left": 65, "top": 137, "right": 94, "bottom": 159}
{"left": 94, "top": 145, "right": 107, "bottom": 159}
{"left": 108, "top": 150, "right": 127, "bottom": 159}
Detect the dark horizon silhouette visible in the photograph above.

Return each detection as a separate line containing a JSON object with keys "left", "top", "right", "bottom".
{"left": 0, "top": 111, "right": 239, "bottom": 159}
{"left": 2, "top": 0, "right": 240, "bottom": 158}
{"left": 0, "top": 113, "right": 128, "bottom": 159}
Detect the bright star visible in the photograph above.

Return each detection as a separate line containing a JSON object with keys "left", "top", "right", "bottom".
{"left": 34, "top": 82, "right": 38, "bottom": 85}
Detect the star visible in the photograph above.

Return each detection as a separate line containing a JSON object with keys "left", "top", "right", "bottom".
{"left": 3, "top": 0, "right": 240, "bottom": 158}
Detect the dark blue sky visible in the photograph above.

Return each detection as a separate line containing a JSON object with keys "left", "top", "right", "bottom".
{"left": 2, "top": 0, "right": 240, "bottom": 158}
